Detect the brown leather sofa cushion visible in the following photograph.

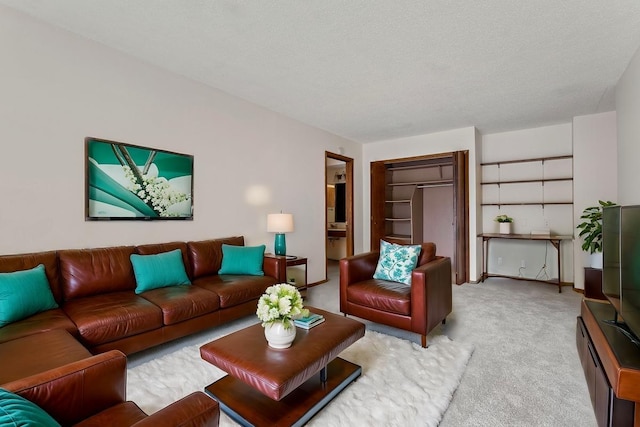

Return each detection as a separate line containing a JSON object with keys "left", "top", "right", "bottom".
{"left": 139, "top": 285, "right": 220, "bottom": 325}
{"left": 0, "top": 308, "right": 77, "bottom": 345}
{"left": 74, "top": 401, "right": 147, "bottom": 427}
{"left": 187, "top": 237, "right": 244, "bottom": 279}
{"left": 346, "top": 279, "right": 411, "bottom": 316}
{"left": 0, "top": 329, "right": 92, "bottom": 385}
{"left": 193, "top": 274, "right": 275, "bottom": 309}
{"left": 63, "top": 292, "right": 162, "bottom": 346}
{"left": 59, "top": 246, "right": 136, "bottom": 300}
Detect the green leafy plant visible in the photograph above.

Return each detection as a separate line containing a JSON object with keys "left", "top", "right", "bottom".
{"left": 494, "top": 214, "right": 513, "bottom": 223}
{"left": 576, "top": 200, "right": 616, "bottom": 254}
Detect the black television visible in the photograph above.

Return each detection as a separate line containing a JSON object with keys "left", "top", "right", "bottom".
{"left": 602, "top": 205, "right": 640, "bottom": 345}
{"left": 85, "top": 137, "right": 194, "bottom": 220}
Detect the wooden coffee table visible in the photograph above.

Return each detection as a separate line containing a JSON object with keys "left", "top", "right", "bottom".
{"left": 200, "top": 307, "right": 365, "bottom": 427}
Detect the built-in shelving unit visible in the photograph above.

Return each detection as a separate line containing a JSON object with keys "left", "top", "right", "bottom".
{"left": 480, "top": 155, "right": 573, "bottom": 207}
{"left": 382, "top": 159, "right": 453, "bottom": 244}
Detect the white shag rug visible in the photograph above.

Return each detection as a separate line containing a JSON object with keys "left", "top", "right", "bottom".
{"left": 128, "top": 331, "right": 473, "bottom": 427}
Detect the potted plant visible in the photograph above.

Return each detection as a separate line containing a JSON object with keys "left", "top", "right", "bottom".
{"left": 495, "top": 214, "right": 513, "bottom": 234}
{"left": 577, "top": 200, "right": 616, "bottom": 268}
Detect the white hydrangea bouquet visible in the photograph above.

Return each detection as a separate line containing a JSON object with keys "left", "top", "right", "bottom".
{"left": 256, "top": 283, "right": 308, "bottom": 329}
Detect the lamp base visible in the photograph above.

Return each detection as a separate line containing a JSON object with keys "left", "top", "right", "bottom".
{"left": 274, "top": 233, "right": 287, "bottom": 256}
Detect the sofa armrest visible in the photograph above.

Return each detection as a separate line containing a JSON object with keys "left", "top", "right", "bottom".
{"left": 2, "top": 350, "right": 127, "bottom": 426}
{"left": 263, "top": 255, "right": 286, "bottom": 282}
{"left": 133, "top": 392, "right": 219, "bottom": 427}
{"left": 339, "top": 251, "right": 380, "bottom": 313}
{"left": 410, "top": 256, "right": 452, "bottom": 332}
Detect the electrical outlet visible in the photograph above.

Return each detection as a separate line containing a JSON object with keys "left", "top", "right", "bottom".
{"left": 498, "top": 257, "right": 503, "bottom": 265}
{"left": 520, "top": 260, "right": 526, "bottom": 268}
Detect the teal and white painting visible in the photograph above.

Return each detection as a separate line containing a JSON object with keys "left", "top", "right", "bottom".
{"left": 86, "top": 138, "right": 193, "bottom": 219}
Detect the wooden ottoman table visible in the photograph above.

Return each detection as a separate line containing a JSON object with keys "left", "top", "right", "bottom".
{"left": 200, "top": 307, "right": 365, "bottom": 427}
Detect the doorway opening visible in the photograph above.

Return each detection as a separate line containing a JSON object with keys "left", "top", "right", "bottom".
{"left": 325, "top": 152, "right": 354, "bottom": 281}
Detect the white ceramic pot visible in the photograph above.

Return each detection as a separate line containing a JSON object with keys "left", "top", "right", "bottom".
{"left": 264, "top": 321, "right": 296, "bottom": 349}
{"left": 499, "top": 222, "right": 511, "bottom": 234}
{"left": 590, "top": 252, "right": 603, "bottom": 269}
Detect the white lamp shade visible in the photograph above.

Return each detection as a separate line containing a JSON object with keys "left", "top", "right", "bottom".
{"left": 267, "top": 213, "right": 294, "bottom": 233}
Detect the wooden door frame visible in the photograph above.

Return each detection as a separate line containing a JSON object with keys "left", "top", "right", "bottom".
{"left": 325, "top": 152, "right": 354, "bottom": 280}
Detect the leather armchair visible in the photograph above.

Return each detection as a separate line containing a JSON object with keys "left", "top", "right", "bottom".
{"left": 339, "top": 242, "right": 452, "bottom": 347}
{"left": 2, "top": 350, "right": 219, "bottom": 427}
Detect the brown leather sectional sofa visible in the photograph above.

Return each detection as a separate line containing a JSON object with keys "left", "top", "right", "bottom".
{"left": 0, "top": 236, "right": 284, "bottom": 354}
{"left": 0, "top": 236, "right": 285, "bottom": 426}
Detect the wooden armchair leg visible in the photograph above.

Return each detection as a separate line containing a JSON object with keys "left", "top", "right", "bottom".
{"left": 421, "top": 334, "right": 427, "bottom": 348}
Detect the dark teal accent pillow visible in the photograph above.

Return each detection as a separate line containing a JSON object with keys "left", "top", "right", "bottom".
{"left": 130, "top": 249, "right": 191, "bottom": 294}
{"left": 218, "top": 244, "right": 265, "bottom": 276}
{"left": 0, "top": 264, "right": 59, "bottom": 328}
{"left": 0, "top": 388, "right": 61, "bottom": 427}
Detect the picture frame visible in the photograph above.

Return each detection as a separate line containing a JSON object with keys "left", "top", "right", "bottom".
{"left": 85, "top": 137, "right": 194, "bottom": 220}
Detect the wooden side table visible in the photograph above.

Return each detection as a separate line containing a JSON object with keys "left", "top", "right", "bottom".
{"left": 264, "top": 254, "right": 308, "bottom": 294}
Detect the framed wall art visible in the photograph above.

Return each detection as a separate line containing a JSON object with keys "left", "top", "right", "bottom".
{"left": 85, "top": 137, "right": 194, "bottom": 220}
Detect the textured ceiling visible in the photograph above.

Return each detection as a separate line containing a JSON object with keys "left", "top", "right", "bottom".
{"left": 2, "top": 1, "right": 640, "bottom": 142}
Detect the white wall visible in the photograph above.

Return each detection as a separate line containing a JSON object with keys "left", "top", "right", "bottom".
{"left": 616, "top": 45, "right": 640, "bottom": 205}
{"left": 362, "top": 127, "right": 481, "bottom": 281}
{"left": 481, "top": 124, "right": 574, "bottom": 283}
{"left": 0, "top": 6, "right": 362, "bottom": 283}
{"left": 572, "top": 112, "right": 617, "bottom": 290}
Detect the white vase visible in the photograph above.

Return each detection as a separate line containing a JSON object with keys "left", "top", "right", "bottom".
{"left": 499, "top": 222, "right": 511, "bottom": 234}
{"left": 264, "top": 321, "right": 296, "bottom": 349}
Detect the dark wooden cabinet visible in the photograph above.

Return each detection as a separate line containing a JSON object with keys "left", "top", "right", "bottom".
{"left": 577, "top": 301, "right": 637, "bottom": 426}
{"left": 585, "top": 267, "right": 606, "bottom": 300}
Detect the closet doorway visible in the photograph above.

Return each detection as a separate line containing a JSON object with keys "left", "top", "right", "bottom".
{"left": 325, "top": 152, "right": 354, "bottom": 280}
{"left": 370, "top": 151, "right": 469, "bottom": 284}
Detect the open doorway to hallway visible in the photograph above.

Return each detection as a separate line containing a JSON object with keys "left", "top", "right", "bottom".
{"left": 325, "top": 151, "right": 354, "bottom": 281}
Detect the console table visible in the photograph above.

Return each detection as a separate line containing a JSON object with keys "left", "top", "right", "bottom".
{"left": 479, "top": 233, "right": 573, "bottom": 292}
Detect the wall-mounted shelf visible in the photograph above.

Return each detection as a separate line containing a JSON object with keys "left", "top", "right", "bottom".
{"left": 481, "top": 154, "right": 573, "bottom": 208}
{"left": 480, "top": 155, "right": 572, "bottom": 167}
{"left": 481, "top": 202, "right": 573, "bottom": 206}
{"left": 481, "top": 177, "right": 572, "bottom": 185}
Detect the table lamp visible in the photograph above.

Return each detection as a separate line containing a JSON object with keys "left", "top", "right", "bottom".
{"left": 267, "top": 213, "right": 294, "bottom": 256}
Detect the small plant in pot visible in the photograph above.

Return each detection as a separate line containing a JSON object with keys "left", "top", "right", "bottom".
{"left": 495, "top": 214, "right": 513, "bottom": 234}
{"left": 577, "top": 200, "right": 616, "bottom": 268}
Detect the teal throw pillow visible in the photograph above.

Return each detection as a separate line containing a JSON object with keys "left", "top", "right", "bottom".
{"left": 373, "top": 240, "right": 422, "bottom": 285}
{"left": 0, "top": 388, "right": 61, "bottom": 427}
{"left": 218, "top": 244, "right": 265, "bottom": 276}
{"left": 130, "top": 249, "right": 191, "bottom": 294}
{"left": 0, "top": 264, "right": 59, "bottom": 328}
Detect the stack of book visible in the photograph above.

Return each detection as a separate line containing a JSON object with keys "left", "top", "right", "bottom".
{"left": 294, "top": 312, "right": 325, "bottom": 329}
